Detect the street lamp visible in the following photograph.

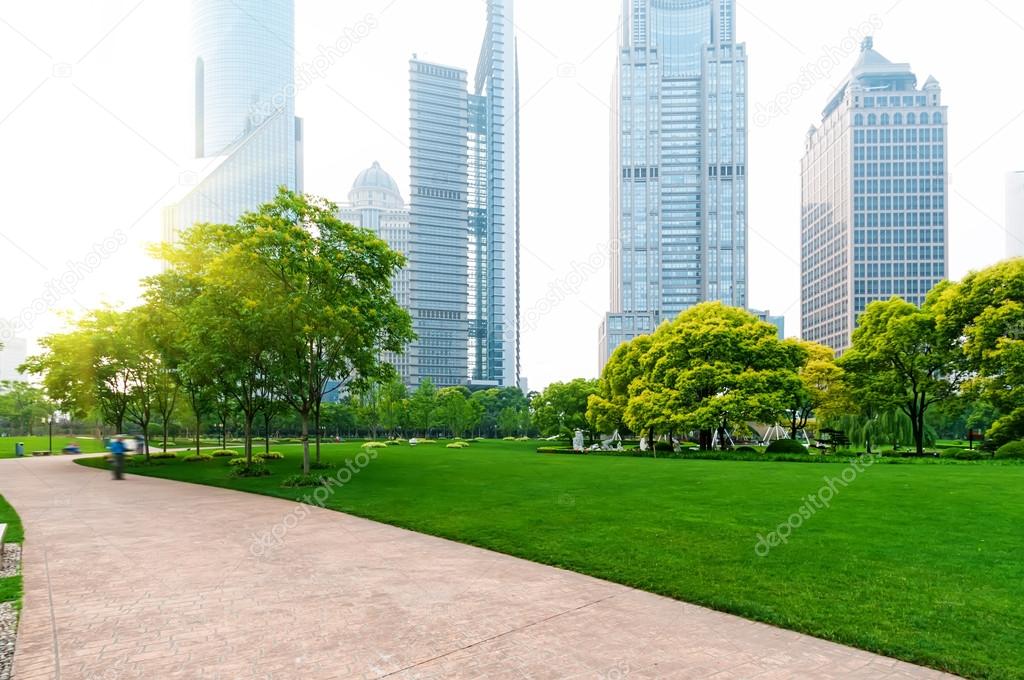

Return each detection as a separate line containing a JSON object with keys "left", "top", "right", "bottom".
{"left": 42, "top": 415, "right": 52, "bottom": 453}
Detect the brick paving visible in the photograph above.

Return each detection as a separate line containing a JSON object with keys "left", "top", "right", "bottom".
{"left": 0, "top": 456, "right": 958, "bottom": 679}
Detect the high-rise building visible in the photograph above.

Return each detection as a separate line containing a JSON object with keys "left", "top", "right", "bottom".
{"left": 408, "top": 0, "right": 520, "bottom": 389}
{"left": 1007, "top": 172, "right": 1024, "bottom": 259}
{"left": 599, "top": 0, "right": 748, "bottom": 372}
{"left": 337, "top": 162, "right": 412, "bottom": 386}
{"left": 163, "top": 0, "right": 303, "bottom": 241}
{"left": 0, "top": 337, "right": 27, "bottom": 383}
{"left": 801, "top": 38, "right": 948, "bottom": 353}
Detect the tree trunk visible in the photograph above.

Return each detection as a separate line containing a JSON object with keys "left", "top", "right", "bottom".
{"left": 244, "top": 415, "right": 254, "bottom": 464}
{"left": 162, "top": 420, "right": 169, "bottom": 453}
{"left": 195, "top": 413, "right": 201, "bottom": 458}
{"left": 301, "top": 412, "right": 311, "bottom": 475}
{"left": 314, "top": 404, "right": 322, "bottom": 465}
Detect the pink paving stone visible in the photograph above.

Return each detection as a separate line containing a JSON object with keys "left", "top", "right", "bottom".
{"left": 0, "top": 455, "right": 961, "bottom": 679}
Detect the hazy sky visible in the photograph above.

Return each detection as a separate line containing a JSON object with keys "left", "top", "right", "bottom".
{"left": 2, "top": 0, "right": 1022, "bottom": 390}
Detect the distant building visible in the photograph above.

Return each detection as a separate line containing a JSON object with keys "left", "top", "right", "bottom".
{"left": 600, "top": 0, "right": 749, "bottom": 374}
{"left": 751, "top": 309, "right": 785, "bottom": 339}
{"left": 1007, "top": 172, "right": 1024, "bottom": 259}
{"left": 408, "top": 0, "right": 520, "bottom": 390}
{"left": 337, "top": 162, "right": 412, "bottom": 386}
{"left": 163, "top": 0, "right": 303, "bottom": 242}
{"left": 0, "top": 337, "right": 27, "bottom": 383}
{"left": 801, "top": 38, "right": 948, "bottom": 353}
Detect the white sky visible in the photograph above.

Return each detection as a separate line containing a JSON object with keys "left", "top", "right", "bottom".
{"left": 1, "top": 0, "right": 1022, "bottom": 391}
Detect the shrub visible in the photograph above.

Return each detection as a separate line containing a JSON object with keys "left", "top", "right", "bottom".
{"left": 516, "top": 436, "right": 531, "bottom": 441}
{"left": 149, "top": 451, "right": 177, "bottom": 460}
{"left": 502, "top": 436, "right": 516, "bottom": 441}
{"left": 735, "top": 446, "right": 758, "bottom": 453}
{"left": 229, "top": 456, "right": 265, "bottom": 466}
{"left": 362, "top": 442, "right": 387, "bottom": 449}
{"left": 210, "top": 450, "right": 236, "bottom": 458}
{"left": 385, "top": 441, "right": 402, "bottom": 446}
{"left": 183, "top": 454, "right": 212, "bottom": 463}
{"left": 995, "top": 441, "right": 1024, "bottom": 460}
{"left": 446, "top": 442, "right": 470, "bottom": 449}
{"left": 231, "top": 463, "right": 271, "bottom": 478}
{"left": 766, "top": 439, "right": 807, "bottom": 454}
{"left": 536, "top": 447, "right": 579, "bottom": 454}
{"left": 954, "top": 449, "right": 985, "bottom": 461}
{"left": 261, "top": 451, "right": 285, "bottom": 460}
{"left": 281, "top": 474, "right": 326, "bottom": 488}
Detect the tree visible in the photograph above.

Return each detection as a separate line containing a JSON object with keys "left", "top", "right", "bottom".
{"left": 409, "top": 380, "right": 438, "bottom": 435}
{"left": 0, "top": 381, "right": 51, "bottom": 435}
{"left": 931, "top": 259, "right": 1024, "bottom": 447}
{"left": 840, "top": 297, "right": 963, "bottom": 456}
{"left": 588, "top": 335, "right": 653, "bottom": 436}
{"left": 622, "top": 303, "right": 805, "bottom": 450}
{"left": 377, "top": 378, "right": 408, "bottom": 438}
{"left": 437, "top": 386, "right": 478, "bottom": 438}
{"left": 783, "top": 340, "right": 850, "bottom": 439}
{"left": 532, "top": 379, "right": 599, "bottom": 439}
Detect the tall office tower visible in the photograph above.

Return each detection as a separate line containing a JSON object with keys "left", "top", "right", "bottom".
{"left": 801, "top": 38, "right": 949, "bottom": 353}
{"left": 337, "top": 162, "right": 413, "bottom": 385}
{"left": 163, "top": 0, "right": 304, "bottom": 241}
{"left": 408, "top": 0, "right": 520, "bottom": 389}
{"left": 599, "top": 0, "right": 748, "bottom": 373}
{"left": 1007, "top": 172, "right": 1024, "bottom": 259}
{"left": 0, "top": 337, "right": 27, "bottom": 383}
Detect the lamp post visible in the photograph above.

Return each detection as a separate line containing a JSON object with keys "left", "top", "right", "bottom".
{"left": 43, "top": 415, "right": 52, "bottom": 453}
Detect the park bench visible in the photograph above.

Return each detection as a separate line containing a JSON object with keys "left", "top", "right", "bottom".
{"left": 31, "top": 451, "right": 51, "bottom": 457}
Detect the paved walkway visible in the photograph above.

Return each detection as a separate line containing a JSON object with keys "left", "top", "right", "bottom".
{"left": 0, "top": 456, "right": 957, "bottom": 679}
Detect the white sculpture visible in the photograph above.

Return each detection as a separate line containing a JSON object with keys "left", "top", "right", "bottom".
{"left": 640, "top": 436, "right": 649, "bottom": 452}
{"left": 572, "top": 429, "right": 585, "bottom": 452}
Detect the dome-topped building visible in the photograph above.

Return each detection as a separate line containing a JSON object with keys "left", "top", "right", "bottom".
{"left": 336, "top": 161, "right": 412, "bottom": 387}
{"left": 349, "top": 161, "right": 404, "bottom": 211}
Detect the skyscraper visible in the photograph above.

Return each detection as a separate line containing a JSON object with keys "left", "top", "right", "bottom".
{"left": 0, "top": 337, "right": 27, "bottom": 383}
{"left": 801, "top": 38, "right": 949, "bottom": 353}
{"left": 163, "top": 0, "right": 304, "bottom": 241}
{"left": 1007, "top": 172, "right": 1024, "bottom": 259}
{"left": 408, "top": 0, "right": 520, "bottom": 389}
{"left": 599, "top": 0, "right": 748, "bottom": 372}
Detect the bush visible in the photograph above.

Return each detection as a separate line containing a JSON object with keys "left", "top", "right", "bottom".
{"left": 210, "top": 450, "right": 236, "bottom": 458}
{"left": 231, "top": 463, "right": 271, "bottom": 478}
{"left": 362, "top": 442, "right": 387, "bottom": 449}
{"left": 261, "top": 451, "right": 285, "bottom": 460}
{"left": 385, "top": 441, "right": 402, "bottom": 446}
{"left": 229, "top": 456, "right": 265, "bottom": 466}
{"left": 653, "top": 442, "right": 674, "bottom": 453}
{"left": 446, "top": 442, "right": 470, "bottom": 449}
{"left": 502, "top": 436, "right": 517, "bottom": 441}
{"left": 281, "top": 474, "right": 326, "bottom": 488}
{"left": 183, "top": 454, "right": 212, "bottom": 463}
{"left": 516, "top": 436, "right": 531, "bottom": 441}
{"left": 995, "top": 441, "right": 1024, "bottom": 460}
{"left": 766, "top": 439, "right": 808, "bottom": 454}
{"left": 954, "top": 449, "right": 985, "bottom": 461}
{"left": 735, "top": 446, "right": 758, "bottom": 453}
{"left": 149, "top": 451, "right": 177, "bottom": 460}
{"left": 536, "top": 446, "right": 580, "bottom": 454}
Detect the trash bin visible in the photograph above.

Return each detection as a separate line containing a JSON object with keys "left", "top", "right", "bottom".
{"left": 15, "top": 442, "right": 24, "bottom": 457}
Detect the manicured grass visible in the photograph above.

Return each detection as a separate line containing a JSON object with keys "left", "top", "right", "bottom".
{"left": 78, "top": 441, "right": 1023, "bottom": 679}
{"left": 0, "top": 494, "right": 24, "bottom": 605}
{"left": 0, "top": 435, "right": 109, "bottom": 458}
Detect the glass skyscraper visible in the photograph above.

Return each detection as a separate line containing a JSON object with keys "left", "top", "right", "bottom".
{"left": 599, "top": 0, "right": 748, "bottom": 372}
{"left": 408, "top": 0, "right": 520, "bottom": 389}
{"left": 163, "top": 0, "right": 303, "bottom": 241}
{"left": 1007, "top": 172, "right": 1024, "bottom": 260}
{"left": 801, "top": 38, "right": 948, "bottom": 352}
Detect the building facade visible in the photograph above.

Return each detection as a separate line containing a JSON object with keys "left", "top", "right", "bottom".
{"left": 337, "top": 162, "right": 412, "bottom": 385}
{"left": 1007, "top": 172, "right": 1024, "bottom": 259}
{"left": 600, "top": 0, "right": 749, "bottom": 372}
{"left": 408, "top": 0, "right": 520, "bottom": 389}
{"left": 163, "top": 0, "right": 303, "bottom": 241}
{"left": 801, "top": 38, "right": 949, "bottom": 353}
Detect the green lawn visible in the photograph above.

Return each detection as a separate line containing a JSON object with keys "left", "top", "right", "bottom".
{"left": 78, "top": 441, "right": 1023, "bottom": 679}
{"left": 0, "top": 494, "right": 24, "bottom": 605}
{"left": 0, "top": 435, "right": 110, "bottom": 458}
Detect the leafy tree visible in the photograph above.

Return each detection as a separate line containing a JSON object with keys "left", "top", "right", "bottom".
{"left": 588, "top": 335, "right": 653, "bottom": 436}
{"left": 840, "top": 297, "right": 963, "bottom": 456}
{"left": 409, "top": 380, "right": 438, "bottom": 435}
{"left": 377, "top": 378, "right": 408, "bottom": 438}
{"left": 931, "top": 259, "right": 1024, "bottom": 447}
{"left": 0, "top": 381, "right": 51, "bottom": 435}
{"left": 623, "top": 303, "right": 804, "bottom": 450}
{"left": 436, "top": 386, "right": 478, "bottom": 438}
{"left": 532, "top": 379, "right": 599, "bottom": 439}
{"left": 783, "top": 340, "right": 850, "bottom": 439}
